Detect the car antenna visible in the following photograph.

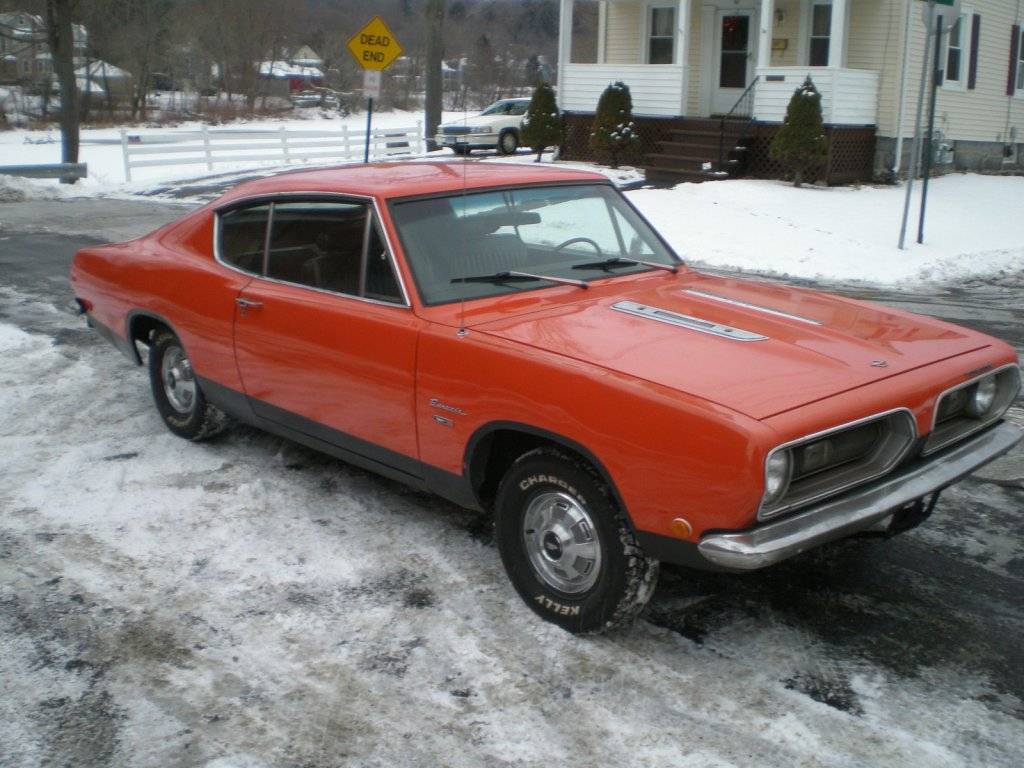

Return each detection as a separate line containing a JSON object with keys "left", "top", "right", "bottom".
{"left": 457, "top": 94, "right": 470, "bottom": 338}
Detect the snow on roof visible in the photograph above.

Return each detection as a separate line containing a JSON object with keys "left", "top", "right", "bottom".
{"left": 76, "top": 76, "right": 105, "bottom": 94}
{"left": 76, "top": 60, "right": 131, "bottom": 80}
{"left": 258, "top": 60, "right": 323, "bottom": 79}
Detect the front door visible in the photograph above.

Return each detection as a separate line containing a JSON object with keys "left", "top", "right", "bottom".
{"left": 712, "top": 9, "right": 755, "bottom": 114}
{"left": 230, "top": 198, "right": 424, "bottom": 478}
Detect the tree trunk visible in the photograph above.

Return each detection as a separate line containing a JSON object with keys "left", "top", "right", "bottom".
{"left": 44, "top": 0, "right": 79, "bottom": 182}
{"left": 424, "top": 0, "right": 445, "bottom": 151}
{"left": 793, "top": 169, "right": 803, "bottom": 188}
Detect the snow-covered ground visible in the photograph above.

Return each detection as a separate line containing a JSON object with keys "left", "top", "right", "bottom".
{"left": 2, "top": 280, "right": 1023, "bottom": 768}
{"left": 632, "top": 175, "right": 1024, "bottom": 285}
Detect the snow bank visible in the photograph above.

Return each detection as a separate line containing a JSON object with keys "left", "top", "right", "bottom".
{"left": 628, "top": 175, "right": 1024, "bottom": 285}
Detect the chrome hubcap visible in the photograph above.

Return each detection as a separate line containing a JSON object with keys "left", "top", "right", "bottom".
{"left": 522, "top": 492, "right": 601, "bottom": 594}
{"left": 161, "top": 345, "right": 196, "bottom": 414}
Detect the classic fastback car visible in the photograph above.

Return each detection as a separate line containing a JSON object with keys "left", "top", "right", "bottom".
{"left": 71, "top": 163, "right": 1022, "bottom": 633}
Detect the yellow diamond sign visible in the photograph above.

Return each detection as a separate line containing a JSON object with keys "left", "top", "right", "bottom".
{"left": 348, "top": 16, "right": 403, "bottom": 71}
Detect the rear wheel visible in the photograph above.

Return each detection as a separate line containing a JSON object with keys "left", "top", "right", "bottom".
{"left": 494, "top": 447, "right": 659, "bottom": 633}
{"left": 148, "top": 329, "right": 228, "bottom": 441}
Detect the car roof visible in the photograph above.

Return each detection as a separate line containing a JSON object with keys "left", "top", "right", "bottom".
{"left": 213, "top": 161, "right": 608, "bottom": 204}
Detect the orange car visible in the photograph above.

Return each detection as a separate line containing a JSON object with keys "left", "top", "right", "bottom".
{"left": 71, "top": 163, "right": 1022, "bottom": 633}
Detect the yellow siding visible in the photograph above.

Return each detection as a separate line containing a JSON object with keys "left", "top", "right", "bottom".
{"left": 881, "top": 0, "right": 1024, "bottom": 142}
{"left": 771, "top": 0, "right": 802, "bottom": 66}
{"left": 605, "top": 1, "right": 643, "bottom": 64}
{"left": 847, "top": 0, "right": 904, "bottom": 135}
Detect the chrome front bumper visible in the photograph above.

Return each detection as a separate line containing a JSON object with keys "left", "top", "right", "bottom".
{"left": 698, "top": 422, "right": 1022, "bottom": 570}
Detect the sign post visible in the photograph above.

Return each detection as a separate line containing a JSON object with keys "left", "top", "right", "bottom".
{"left": 898, "top": 0, "right": 960, "bottom": 249}
{"left": 347, "top": 16, "right": 404, "bottom": 164}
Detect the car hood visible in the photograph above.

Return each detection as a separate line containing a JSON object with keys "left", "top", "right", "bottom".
{"left": 471, "top": 272, "right": 991, "bottom": 420}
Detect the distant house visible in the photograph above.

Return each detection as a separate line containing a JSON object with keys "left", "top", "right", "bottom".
{"left": 75, "top": 60, "right": 132, "bottom": 97}
{"left": 258, "top": 60, "right": 325, "bottom": 94}
{"left": 556, "top": 0, "right": 1024, "bottom": 182}
{"left": 0, "top": 10, "right": 87, "bottom": 85}
{"left": 258, "top": 45, "right": 325, "bottom": 95}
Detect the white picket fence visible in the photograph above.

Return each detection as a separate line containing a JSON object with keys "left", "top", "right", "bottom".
{"left": 119, "top": 123, "right": 424, "bottom": 182}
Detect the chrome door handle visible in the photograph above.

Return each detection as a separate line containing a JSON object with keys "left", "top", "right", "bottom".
{"left": 235, "top": 297, "right": 263, "bottom": 310}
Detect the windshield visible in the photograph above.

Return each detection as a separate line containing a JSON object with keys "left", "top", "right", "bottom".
{"left": 389, "top": 184, "right": 681, "bottom": 305}
{"left": 481, "top": 100, "right": 528, "bottom": 116}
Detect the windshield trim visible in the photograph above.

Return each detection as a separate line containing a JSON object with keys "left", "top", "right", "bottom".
{"left": 386, "top": 182, "right": 685, "bottom": 308}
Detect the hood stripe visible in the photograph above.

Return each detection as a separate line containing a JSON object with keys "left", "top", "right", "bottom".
{"left": 683, "top": 289, "right": 823, "bottom": 326}
{"left": 612, "top": 301, "right": 768, "bottom": 342}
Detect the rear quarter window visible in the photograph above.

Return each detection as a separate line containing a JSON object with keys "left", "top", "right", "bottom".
{"left": 218, "top": 204, "right": 269, "bottom": 273}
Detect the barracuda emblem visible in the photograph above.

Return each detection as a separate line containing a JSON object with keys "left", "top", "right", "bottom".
{"left": 871, "top": 360, "right": 889, "bottom": 368}
{"left": 429, "top": 398, "right": 466, "bottom": 416}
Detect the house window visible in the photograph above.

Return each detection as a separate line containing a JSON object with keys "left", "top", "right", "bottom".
{"left": 944, "top": 12, "right": 971, "bottom": 88}
{"left": 809, "top": 1, "right": 832, "bottom": 66}
{"left": 648, "top": 6, "right": 676, "bottom": 64}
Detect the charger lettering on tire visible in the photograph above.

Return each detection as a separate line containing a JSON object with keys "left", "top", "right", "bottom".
{"left": 519, "top": 474, "right": 582, "bottom": 503}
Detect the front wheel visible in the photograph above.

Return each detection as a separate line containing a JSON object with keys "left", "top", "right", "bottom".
{"left": 494, "top": 448, "right": 659, "bottom": 633}
{"left": 148, "top": 329, "right": 228, "bottom": 441}
{"left": 498, "top": 129, "right": 519, "bottom": 155}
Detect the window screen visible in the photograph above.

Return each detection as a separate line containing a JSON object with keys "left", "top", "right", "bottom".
{"left": 218, "top": 204, "right": 270, "bottom": 274}
{"left": 946, "top": 16, "right": 963, "bottom": 83}
{"left": 649, "top": 7, "right": 676, "bottom": 64}
{"left": 809, "top": 3, "right": 832, "bottom": 67}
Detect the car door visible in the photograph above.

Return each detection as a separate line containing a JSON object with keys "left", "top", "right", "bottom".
{"left": 231, "top": 196, "right": 423, "bottom": 472}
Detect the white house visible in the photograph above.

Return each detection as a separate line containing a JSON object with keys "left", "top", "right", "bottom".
{"left": 555, "top": 0, "right": 1024, "bottom": 181}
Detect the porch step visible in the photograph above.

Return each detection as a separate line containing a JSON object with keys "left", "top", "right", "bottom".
{"left": 645, "top": 153, "right": 715, "bottom": 171}
{"left": 642, "top": 166, "right": 730, "bottom": 185}
{"left": 657, "top": 140, "right": 744, "bottom": 156}
{"left": 665, "top": 128, "right": 746, "bottom": 142}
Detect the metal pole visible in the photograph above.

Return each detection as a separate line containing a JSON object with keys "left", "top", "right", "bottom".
{"left": 917, "top": 12, "right": 943, "bottom": 245}
{"left": 364, "top": 97, "right": 373, "bottom": 164}
{"left": 893, "top": 0, "right": 913, "bottom": 176}
{"left": 898, "top": 0, "right": 935, "bottom": 250}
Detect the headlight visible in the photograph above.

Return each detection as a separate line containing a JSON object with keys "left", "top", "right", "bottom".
{"left": 763, "top": 450, "right": 792, "bottom": 508}
{"left": 470, "top": 126, "right": 492, "bottom": 134}
{"left": 965, "top": 374, "right": 997, "bottom": 418}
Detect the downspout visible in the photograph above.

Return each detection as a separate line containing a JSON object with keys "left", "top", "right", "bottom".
{"left": 893, "top": 0, "right": 913, "bottom": 175}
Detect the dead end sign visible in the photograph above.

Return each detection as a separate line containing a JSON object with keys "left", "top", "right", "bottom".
{"left": 347, "top": 16, "right": 403, "bottom": 71}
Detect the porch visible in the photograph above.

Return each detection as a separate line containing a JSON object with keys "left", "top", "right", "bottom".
{"left": 556, "top": 0, "right": 881, "bottom": 126}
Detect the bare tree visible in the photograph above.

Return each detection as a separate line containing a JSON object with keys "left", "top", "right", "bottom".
{"left": 44, "top": 0, "right": 79, "bottom": 178}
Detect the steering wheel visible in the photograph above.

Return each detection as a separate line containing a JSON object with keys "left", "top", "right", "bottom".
{"left": 554, "top": 237, "right": 603, "bottom": 255}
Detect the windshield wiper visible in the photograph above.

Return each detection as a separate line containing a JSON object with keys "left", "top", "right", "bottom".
{"left": 451, "top": 270, "right": 588, "bottom": 289}
{"left": 571, "top": 257, "right": 678, "bottom": 274}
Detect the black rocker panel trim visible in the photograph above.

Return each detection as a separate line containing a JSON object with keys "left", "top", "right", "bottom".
{"left": 195, "top": 376, "right": 479, "bottom": 509}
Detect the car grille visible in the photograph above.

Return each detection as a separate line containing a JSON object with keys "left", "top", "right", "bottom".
{"left": 759, "top": 409, "right": 917, "bottom": 521}
{"left": 441, "top": 126, "right": 470, "bottom": 135}
{"left": 923, "top": 364, "right": 1021, "bottom": 455}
